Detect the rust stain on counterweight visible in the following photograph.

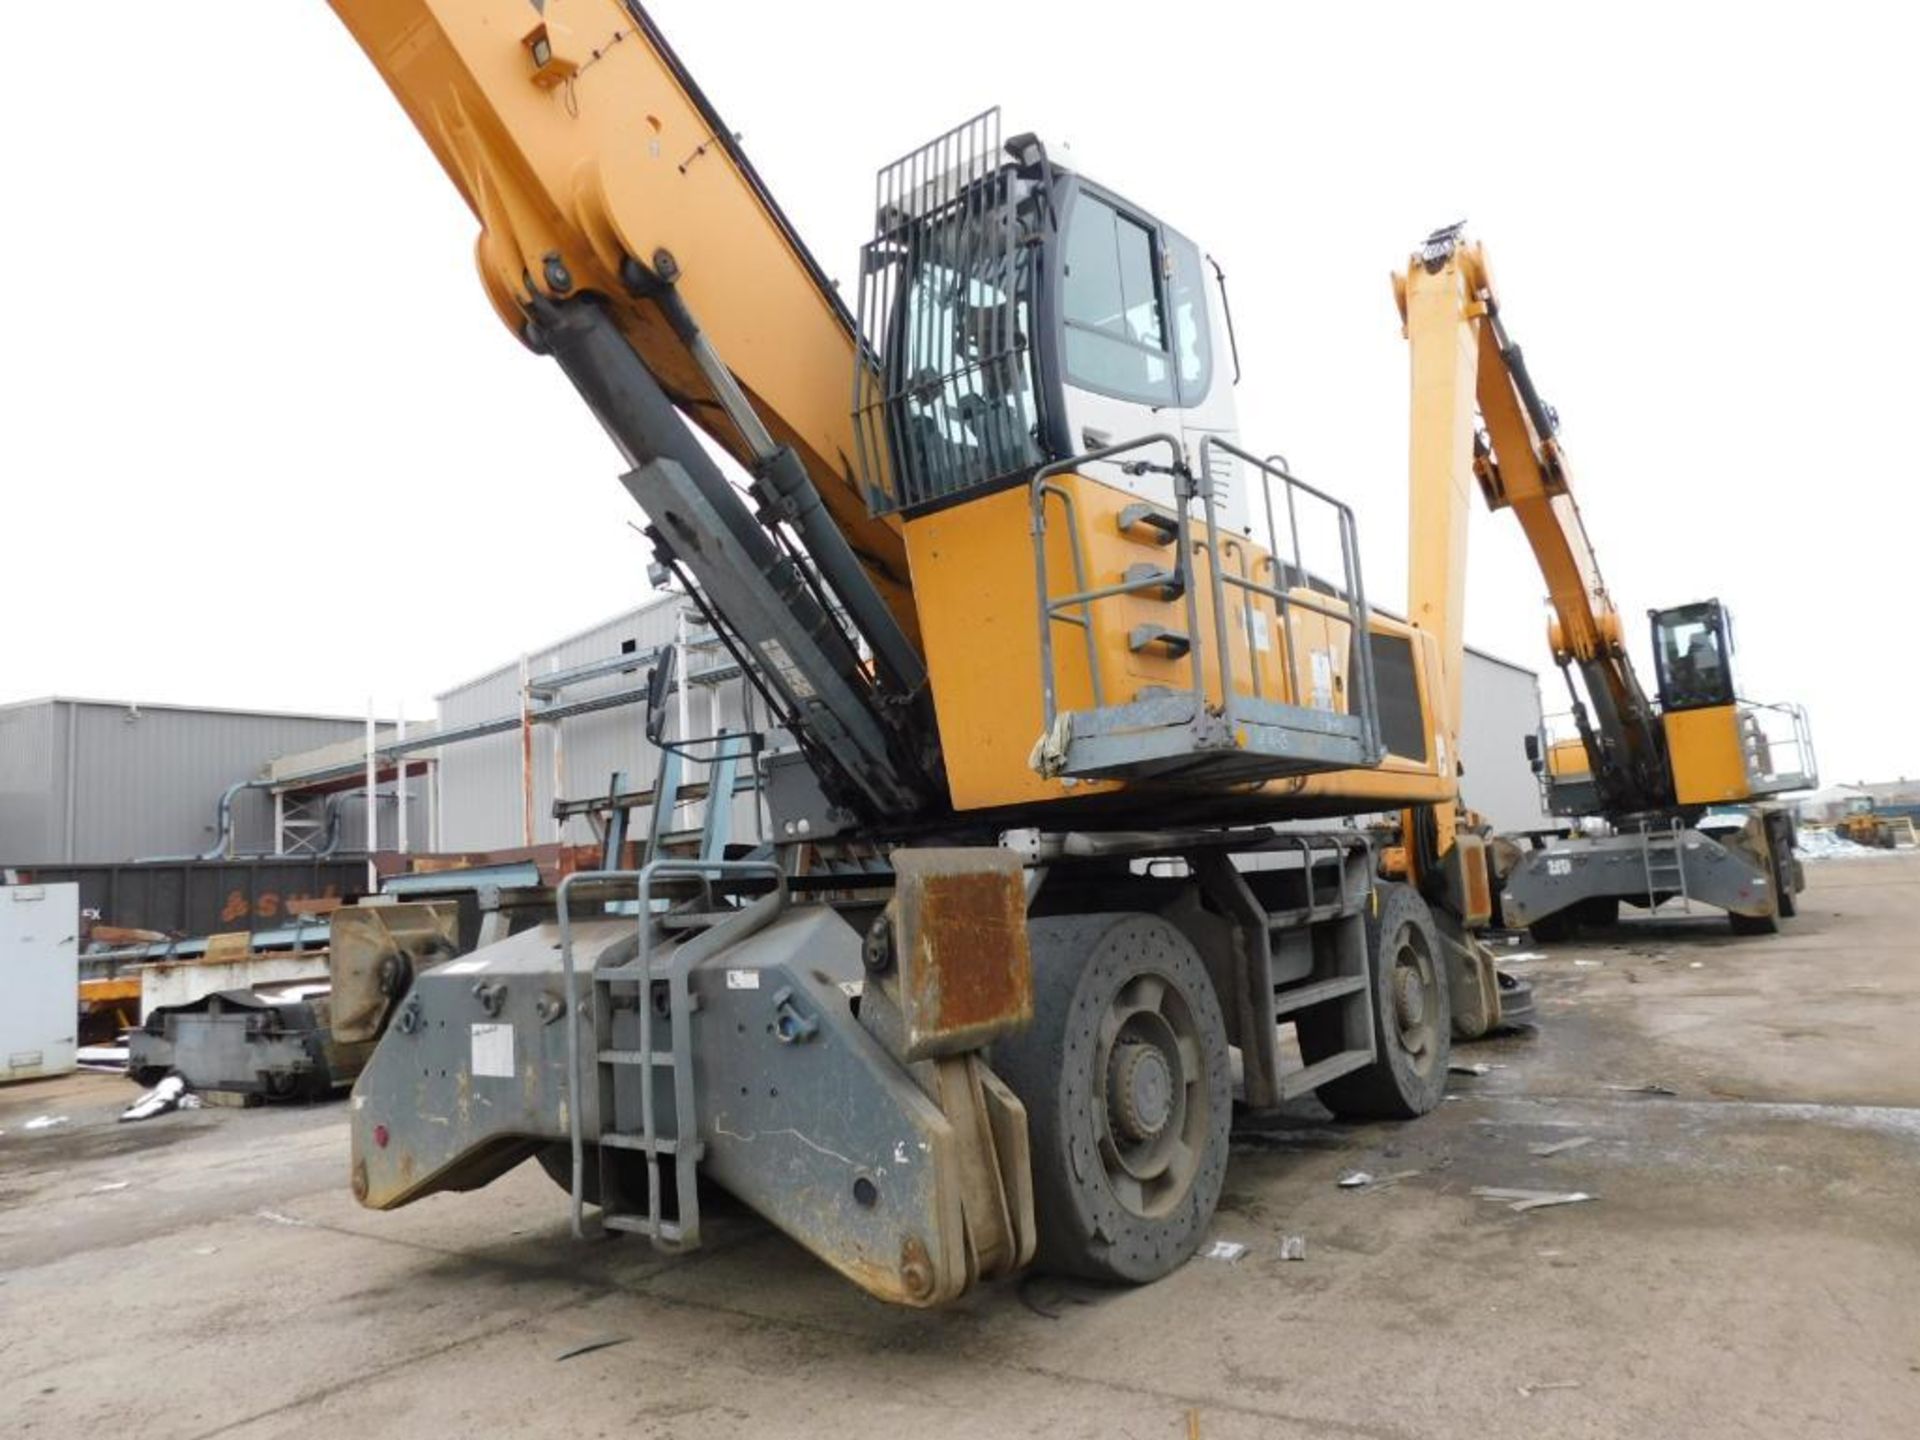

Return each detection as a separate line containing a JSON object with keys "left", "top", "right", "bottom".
{"left": 910, "top": 870, "right": 1031, "bottom": 1033}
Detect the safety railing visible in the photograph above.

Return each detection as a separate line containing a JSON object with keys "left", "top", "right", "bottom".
{"left": 853, "top": 108, "right": 1044, "bottom": 515}
{"left": 1027, "top": 433, "right": 1380, "bottom": 769}
{"left": 1738, "top": 699, "right": 1818, "bottom": 796}
{"left": 1198, "top": 437, "right": 1380, "bottom": 748}
{"left": 1531, "top": 710, "right": 1593, "bottom": 813}
{"left": 1030, "top": 434, "right": 1187, "bottom": 729}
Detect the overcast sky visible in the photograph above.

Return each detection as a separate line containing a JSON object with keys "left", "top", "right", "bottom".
{"left": 3, "top": 2, "right": 1913, "bottom": 784}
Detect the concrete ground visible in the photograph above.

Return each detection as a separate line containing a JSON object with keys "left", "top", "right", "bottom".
{"left": 3, "top": 856, "right": 1916, "bottom": 1439}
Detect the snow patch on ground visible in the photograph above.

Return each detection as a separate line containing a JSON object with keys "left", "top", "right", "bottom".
{"left": 1796, "top": 829, "right": 1878, "bottom": 860}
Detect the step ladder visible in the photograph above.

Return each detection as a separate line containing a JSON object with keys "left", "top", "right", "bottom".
{"left": 556, "top": 859, "right": 785, "bottom": 1251}
{"left": 1640, "top": 820, "right": 1691, "bottom": 913}
{"left": 587, "top": 941, "right": 701, "bottom": 1249}
{"left": 1194, "top": 835, "right": 1376, "bottom": 1110}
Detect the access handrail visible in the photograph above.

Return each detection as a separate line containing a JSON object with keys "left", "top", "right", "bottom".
{"left": 1029, "top": 435, "right": 1187, "bottom": 732}
{"left": 1197, "top": 437, "right": 1382, "bottom": 763}
{"left": 1027, "top": 433, "right": 1381, "bottom": 767}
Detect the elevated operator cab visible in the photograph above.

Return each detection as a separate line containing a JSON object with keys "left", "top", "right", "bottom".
{"left": 1533, "top": 596, "right": 1813, "bottom": 814}
{"left": 853, "top": 112, "right": 1245, "bottom": 531}
{"left": 1651, "top": 599, "right": 1737, "bottom": 713}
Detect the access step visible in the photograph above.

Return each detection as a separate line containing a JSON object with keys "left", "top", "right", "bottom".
{"left": 602, "top": 1213, "right": 687, "bottom": 1244}
{"left": 1129, "top": 623, "right": 1191, "bottom": 658}
{"left": 1049, "top": 691, "right": 1375, "bottom": 786}
{"left": 1117, "top": 503, "right": 1179, "bottom": 545}
{"left": 1278, "top": 1047, "right": 1373, "bottom": 1101}
{"left": 1271, "top": 972, "right": 1368, "bottom": 1017}
{"left": 598, "top": 1132, "right": 702, "bottom": 1159}
{"left": 1123, "top": 562, "right": 1185, "bottom": 601}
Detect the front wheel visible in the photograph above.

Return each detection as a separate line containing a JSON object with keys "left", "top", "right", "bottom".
{"left": 991, "top": 914, "right": 1232, "bottom": 1285}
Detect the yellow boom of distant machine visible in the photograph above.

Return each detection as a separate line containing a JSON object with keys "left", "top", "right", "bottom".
{"left": 1399, "top": 236, "right": 1817, "bottom": 938}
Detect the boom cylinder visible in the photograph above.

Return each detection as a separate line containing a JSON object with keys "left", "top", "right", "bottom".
{"left": 526, "top": 295, "right": 937, "bottom": 818}
{"left": 640, "top": 270, "right": 929, "bottom": 704}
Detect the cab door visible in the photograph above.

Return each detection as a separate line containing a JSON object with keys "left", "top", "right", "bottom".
{"left": 1053, "top": 182, "right": 1245, "bottom": 531}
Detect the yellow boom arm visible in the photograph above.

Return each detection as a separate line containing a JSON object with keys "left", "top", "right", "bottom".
{"left": 329, "top": 0, "right": 919, "bottom": 642}
{"left": 1397, "top": 226, "right": 1667, "bottom": 816}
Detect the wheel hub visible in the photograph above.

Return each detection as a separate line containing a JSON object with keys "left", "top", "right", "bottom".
{"left": 1108, "top": 1040, "right": 1174, "bottom": 1143}
{"left": 1393, "top": 962, "right": 1427, "bottom": 1029}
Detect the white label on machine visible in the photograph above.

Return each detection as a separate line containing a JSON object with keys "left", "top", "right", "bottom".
{"left": 470, "top": 1023, "right": 515, "bottom": 1078}
{"left": 1249, "top": 610, "right": 1272, "bottom": 653}
{"left": 1311, "top": 650, "right": 1334, "bottom": 710}
{"left": 1547, "top": 858, "right": 1572, "bottom": 877}
{"left": 441, "top": 958, "right": 489, "bottom": 976}
{"left": 726, "top": 969, "right": 761, "bottom": 990}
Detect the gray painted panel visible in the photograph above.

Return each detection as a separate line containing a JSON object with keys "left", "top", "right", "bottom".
{"left": 1459, "top": 651, "right": 1550, "bottom": 834}
{"left": 2, "top": 700, "right": 374, "bottom": 864}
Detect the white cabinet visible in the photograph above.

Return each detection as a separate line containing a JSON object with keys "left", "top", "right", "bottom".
{"left": 2, "top": 883, "right": 79, "bottom": 1082}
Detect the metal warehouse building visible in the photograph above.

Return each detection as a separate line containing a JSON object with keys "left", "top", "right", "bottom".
{"left": 4, "top": 619, "right": 1551, "bottom": 870}
{"left": 419, "top": 595, "right": 1549, "bottom": 852}
{"left": 0, "top": 697, "right": 396, "bottom": 864}
{"left": 1458, "top": 646, "right": 1551, "bottom": 835}
{"left": 432, "top": 594, "right": 760, "bottom": 854}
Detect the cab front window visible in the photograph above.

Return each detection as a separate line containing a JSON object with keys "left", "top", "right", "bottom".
{"left": 1652, "top": 602, "right": 1736, "bottom": 711}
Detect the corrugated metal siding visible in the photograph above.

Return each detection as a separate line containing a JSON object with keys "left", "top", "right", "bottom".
{"left": 325, "top": 791, "right": 406, "bottom": 856}
{"left": 0, "top": 702, "right": 58, "bottom": 861}
{"left": 69, "top": 703, "right": 378, "bottom": 860}
{"left": 1459, "top": 652, "right": 1550, "bottom": 834}
{"left": 0, "top": 700, "right": 376, "bottom": 863}
{"left": 436, "top": 597, "right": 763, "bottom": 852}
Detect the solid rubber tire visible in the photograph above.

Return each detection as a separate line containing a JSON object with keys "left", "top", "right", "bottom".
{"left": 1576, "top": 895, "right": 1621, "bottom": 928}
{"left": 1526, "top": 907, "right": 1579, "bottom": 943}
{"left": 991, "top": 913, "right": 1232, "bottom": 1285}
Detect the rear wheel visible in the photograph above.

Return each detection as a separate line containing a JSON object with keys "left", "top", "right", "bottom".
{"left": 1766, "top": 814, "right": 1799, "bottom": 918}
{"left": 1299, "top": 882, "right": 1450, "bottom": 1119}
{"left": 1728, "top": 908, "right": 1780, "bottom": 936}
{"left": 1577, "top": 895, "right": 1621, "bottom": 928}
{"left": 991, "top": 914, "right": 1231, "bottom": 1285}
{"left": 1527, "top": 906, "right": 1579, "bottom": 943}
